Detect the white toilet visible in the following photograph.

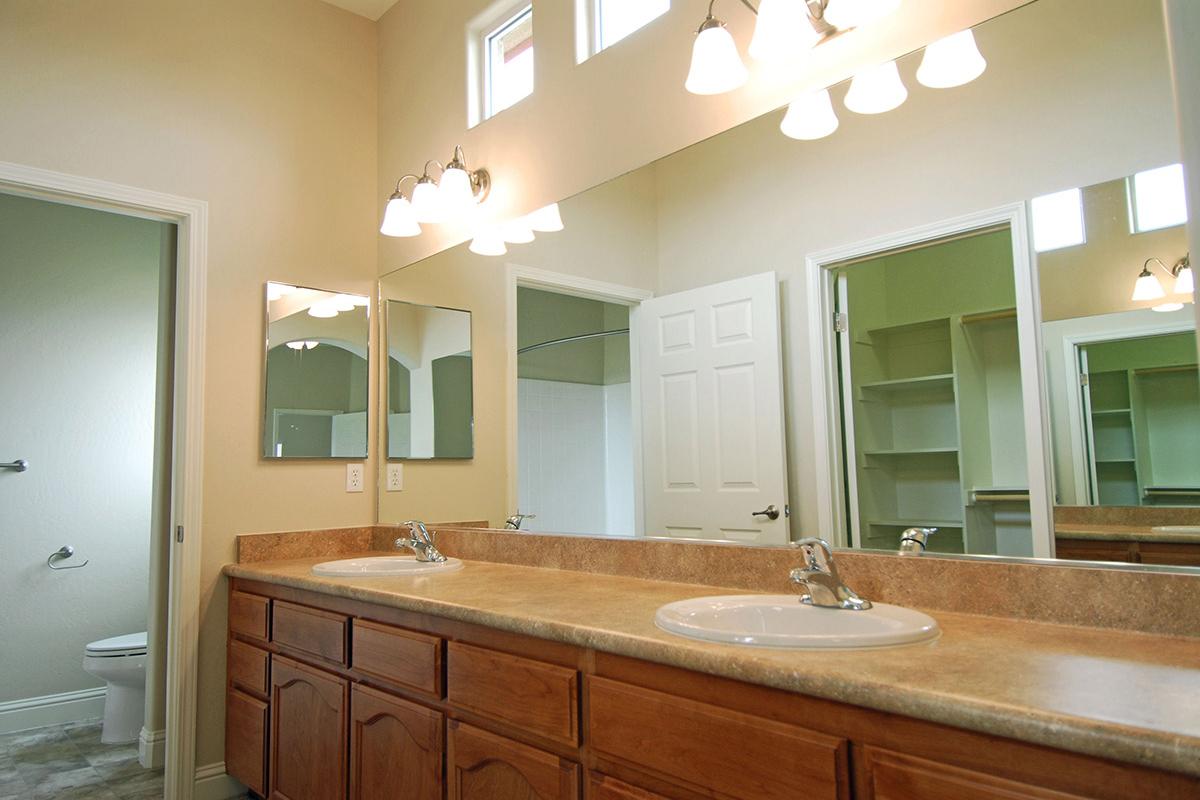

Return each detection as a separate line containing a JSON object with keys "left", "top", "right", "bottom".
{"left": 82, "top": 631, "right": 148, "bottom": 744}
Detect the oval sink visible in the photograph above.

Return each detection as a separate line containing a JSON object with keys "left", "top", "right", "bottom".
{"left": 655, "top": 594, "right": 939, "bottom": 649}
{"left": 311, "top": 555, "right": 464, "bottom": 577}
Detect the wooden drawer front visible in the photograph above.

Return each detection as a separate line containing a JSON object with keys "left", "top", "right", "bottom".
{"left": 859, "top": 747, "right": 1087, "bottom": 800}
{"left": 447, "top": 641, "right": 579, "bottom": 745}
{"left": 270, "top": 655, "right": 349, "bottom": 800}
{"left": 272, "top": 600, "right": 348, "bottom": 667}
{"left": 228, "top": 639, "right": 270, "bottom": 699}
{"left": 588, "top": 774, "right": 672, "bottom": 800}
{"left": 1054, "top": 539, "right": 1136, "bottom": 563}
{"left": 587, "top": 677, "right": 847, "bottom": 800}
{"left": 448, "top": 720, "right": 580, "bottom": 800}
{"left": 1138, "top": 542, "right": 1200, "bottom": 567}
{"left": 230, "top": 590, "right": 271, "bottom": 643}
{"left": 351, "top": 684, "right": 443, "bottom": 800}
{"left": 226, "top": 689, "right": 268, "bottom": 797}
{"left": 352, "top": 619, "right": 442, "bottom": 698}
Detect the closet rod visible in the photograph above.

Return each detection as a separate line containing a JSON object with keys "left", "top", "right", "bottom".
{"left": 961, "top": 307, "right": 1017, "bottom": 325}
{"left": 1133, "top": 364, "right": 1197, "bottom": 376}
{"left": 1143, "top": 487, "right": 1200, "bottom": 497}
{"left": 518, "top": 328, "right": 630, "bottom": 355}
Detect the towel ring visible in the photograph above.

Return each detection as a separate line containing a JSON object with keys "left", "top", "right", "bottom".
{"left": 47, "top": 545, "right": 88, "bottom": 570}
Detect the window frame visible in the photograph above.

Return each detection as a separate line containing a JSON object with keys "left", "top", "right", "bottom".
{"left": 469, "top": 1, "right": 534, "bottom": 127}
{"left": 1126, "top": 163, "right": 1189, "bottom": 235}
{"left": 1030, "top": 186, "right": 1087, "bottom": 253}
{"left": 575, "top": 0, "right": 670, "bottom": 63}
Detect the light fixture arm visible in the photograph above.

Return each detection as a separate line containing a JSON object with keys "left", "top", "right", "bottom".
{"left": 704, "top": 0, "right": 839, "bottom": 40}
{"left": 388, "top": 173, "right": 420, "bottom": 199}
{"left": 1143, "top": 255, "right": 1190, "bottom": 278}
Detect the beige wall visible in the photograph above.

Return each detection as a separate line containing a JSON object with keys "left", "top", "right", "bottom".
{"left": 0, "top": 0, "right": 378, "bottom": 767}
{"left": 376, "top": 0, "right": 1036, "bottom": 273}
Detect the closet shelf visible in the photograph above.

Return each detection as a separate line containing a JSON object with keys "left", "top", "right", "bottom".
{"left": 863, "top": 447, "right": 959, "bottom": 457}
{"left": 867, "top": 519, "right": 963, "bottom": 529}
{"left": 859, "top": 373, "right": 955, "bottom": 392}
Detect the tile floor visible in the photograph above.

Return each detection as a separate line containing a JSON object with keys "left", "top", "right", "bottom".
{"left": 0, "top": 720, "right": 163, "bottom": 800}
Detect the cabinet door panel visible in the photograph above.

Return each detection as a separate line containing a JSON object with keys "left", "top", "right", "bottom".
{"left": 587, "top": 774, "right": 672, "bottom": 800}
{"left": 350, "top": 684, "right": 443, "bottom": 800}
{"left": 270, "top": 654, "right": 349, "bottom": 800}
{"left": 859, "top": 747, "right": 1088, "bottom": 800}
{"left": 226, "top": 689, "right": 268, "bottom": 797}
{"left": 448, "top": 721, "right": 579, "bottom": 800}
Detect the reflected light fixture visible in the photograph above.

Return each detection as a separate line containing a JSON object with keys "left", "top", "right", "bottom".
{"left": 686, "top": 11, "right": 748, "bottom": 95}
{"left": 308, "top": 301, "right": 339, "bottom": 318}
{"left": 1133, "top": 254, "right": 1193, "bottom": 306}
{"left": 917, "top": 29, "right": 987, "bottom": 88}
{"left": 469, "top": 225, "right": 508, "bottom": 256}
{"left": 526, "top": 203, "right": 564, "bottom": 232}
{"left": 781, "top": 88, "right": 840, "bottom": 140}
{"left": 380, "top": 175, "right": 421, "bottom": 238}
{"left": 844, "top": 60, "right": 908, "bottom": 114}
{"left": 286, "top": 341, "right": 319, "bottom": 350}
{"left": 332, "top": 294, "right": 359, "bottom": 312}
{"left": 502, "top": 218, "right": 536, "bottom": 244}
{"left": 266, "top": 282, "right": 297, "bottom": 301}
{"left": 1174, "top": 254, "right": 1193, "bottom": 294}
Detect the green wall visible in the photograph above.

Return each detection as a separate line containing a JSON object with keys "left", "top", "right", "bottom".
{"left": 433, "top": 354, "right": 473, "bottom": 458}
{"left": 263, "top": 344, "right": 368, "bottom": 454}
{"left": 517, "top": 287, "right": 630, "bottom": 385}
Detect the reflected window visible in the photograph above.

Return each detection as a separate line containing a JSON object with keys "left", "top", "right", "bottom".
{"left": 598, "top": 0, "right": 669, "bottom": 51}
{"left": 1031, "top": 187, "right": 1085, "bottom": 253}
{"left": 484, "top": 4, "right": 533, "bottom": 119}
{"left": 1129, "top": 163, "right": 1188, "bottom": 233}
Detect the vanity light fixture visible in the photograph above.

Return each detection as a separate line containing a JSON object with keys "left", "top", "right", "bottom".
{"left": 1132, "top": 254, "right": 1193, "bottom": 310}
{"left": 307, "top": 301, "right": 339, "bottom": 319}
{"left": 469, "top": 225, "right": 508, "bottom": 256}
{"left": 685, "top": 11, "right": 749, "bottom": 95}
{"left": 501, "top": 217, "right": 537, "bottom": 244}
{"left": 844, "top": 59, "right": 908, "bottom": 114}
{"left": 286, "top": 340, "right": 319, "bottom": 350}
{"left": 266, "top": 282, "right": 297, "bottom": 302}
{"left": 780, "top": 87, "right": 840, "bottom": 139}
{"left": 470, "top": 203, "right": 566, "bottom": 257}
{"left": 749, "top": 0, "right": 816, "bottom": 62}
{"left": 380, "top": 147, "right": 491, "bottom": 235}
{"left": 525, "top": 203, "right": 564, "bottom": 232}
{"left": 916, "top": 29, "right": 987, "bottom": 88}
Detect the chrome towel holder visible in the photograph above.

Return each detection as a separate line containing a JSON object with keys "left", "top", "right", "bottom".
{"left": 47, "top": 545, "right": 88, "bottom": 570}
{"left": 2, "top": 459, "right": 28, "bottom": 472}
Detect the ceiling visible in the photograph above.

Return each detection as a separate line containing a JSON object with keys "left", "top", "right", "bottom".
{"left": 321, "top": 0, "right": 399, "bottom": 21}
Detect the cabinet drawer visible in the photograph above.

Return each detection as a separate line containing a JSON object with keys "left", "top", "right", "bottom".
{"left": 272, "top": 600, "right": 348, "bottom": 667}
{"left": 587, "top": 677, "right": 847, "bottom": 800}
{"left": 225, "top": 689, "right": 268, "bottom": 798}
{"left": 447, "top": 641, "right": 579, "bottom": 745}
{"left": 229, "top": 590, "right": 270, "bottom": 643}
{"left": 448, "top": 721, "right": 580, "bottom": 800}
{"left": 227, "top": 639, "right": 270, "bottom": 699}
{"left": 352, "top": 619, "right": 442, "bottom": 698}
{"left": 588, "top": 774, "right": 672, "bottom": 800}
{"left": 858, "top": 747, "right": 1089, "bottom": 800}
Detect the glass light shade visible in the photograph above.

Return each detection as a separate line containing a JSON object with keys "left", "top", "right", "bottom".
{"left": 844, "top": 60, "right": 908, "bottom": 114}
{"left": 410, "top": 179, "right": 444, "bottom": 223}
{"left": 308, "top": 301, "right": 339, "bottom": 318}
{"left": 780, "top": 88, "right": 840, "bottom": 140}
{"left": 1153, "top": 302, "right": 1185, "bottom": 313}
{"left": 824, "top": 0, "right": 900, "bottom": 29}
{"left": 380, "top": 194, "right": 421, "bottom": 237}
{"left": 266, "top": 282, "right": 296, "bottom": 302}
{"left": 685, "top": 22, "right": 748, "bottom": 96}
{"left": 438, "top": 166, "right": 476, "bottom": 215}
{"left": 1174, "top": 265, "right": 1194, "bottom": 295}
{"left": 749, "top": 0, "right": 811, "bottom": 62}
{"left": 332, "top": 294, "right": 357, "bottom": 312}
{"left": 917, "top": 30, "right": 987, "bottom": 89}
{"left": 502, "top": 218, "right": 536, "bottom": 244}
{"left": 469, "top": 226, "right": 508, "bottom": 257}
{"left": 1131, "top": 270, "right": 1166, "bottom": 301}
{"left": 286, "top": 341, "right": 304, "bottom": 350}
{"left": 526, "top": 203, "right": 564, "bottom": 232}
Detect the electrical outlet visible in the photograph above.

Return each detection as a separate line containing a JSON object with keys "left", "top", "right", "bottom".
{"left": 386, "top": 463, "right": 403, "bottom": 492}
{"left": 345, "top": 463, "right": 364, "bottom": 493}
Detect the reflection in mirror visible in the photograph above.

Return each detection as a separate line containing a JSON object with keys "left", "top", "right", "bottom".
{"left": 386, "top": 300, "right": 473, "bottom": 459}
{"left": 263, "top": 282, "right": 369, "bottom": 458}
{"left": 376, "top": 0, "right": 1199, "bottom": 570}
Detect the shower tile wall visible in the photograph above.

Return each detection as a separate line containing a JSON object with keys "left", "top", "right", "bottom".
{"left": 518, "top": 379, "right": 633, "bottom": 535}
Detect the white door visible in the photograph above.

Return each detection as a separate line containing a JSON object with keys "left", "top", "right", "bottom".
{"left": 638, "top": 272, "right": 789, "bottom": 543}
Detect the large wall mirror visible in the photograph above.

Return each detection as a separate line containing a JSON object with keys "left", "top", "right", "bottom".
{"left": 377, "top": 0, "right": 1198, "bottom": 569}
{"left": 385, "top": 300, "right": 474, "bottom": 459}
{"left": 263, "top": 282, "right": 370, "bottom": 458}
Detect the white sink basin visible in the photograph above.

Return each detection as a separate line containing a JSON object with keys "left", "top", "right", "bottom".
{"left": 655, "top": 594, "right": 939, "bottom": 649}
{"left": 311, "top": 555, "right": 464, "bottom": 577}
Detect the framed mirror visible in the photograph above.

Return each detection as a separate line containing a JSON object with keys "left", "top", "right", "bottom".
{"left": 263, "top": 282, "right": 370, "bottom": 459}
{"left": 385, "top": 300, "right": 474, "bottom": 460}
{"left": 376, "top": 0, "right": 1199, "bottom": 570}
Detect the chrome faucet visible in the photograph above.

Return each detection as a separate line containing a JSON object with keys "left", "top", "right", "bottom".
{"left": 395, "top": 520, "right": 447, "bottom": 563}
{"left": 789, "top": 537, "right": 872, "bottom": 610}
{"left": 505, "top": 513, "right": 535, "bottom": 530}
{"left": 898, "top": 527, "right": 937, "bottom": 556}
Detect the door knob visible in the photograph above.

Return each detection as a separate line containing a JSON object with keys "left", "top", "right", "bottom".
{"left": 752, "top": 504, "right": 780, "bottom": 521}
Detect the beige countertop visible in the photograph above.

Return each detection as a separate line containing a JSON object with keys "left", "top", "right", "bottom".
{"left": 224, "top": 556, "right": 1200, "bottom": 778}
{"left": 1055, "top": 523, "right": 1200, "bottom": 543}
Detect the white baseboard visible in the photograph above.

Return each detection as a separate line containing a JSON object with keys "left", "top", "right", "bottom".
{"left": 195, "top": 762, "right": 246, "bottom": 800}
{"left": 138, "top": 726, "right": 166, "bottom": 769}
{"left": 0, "top": 687, "right": 106, "bottom": 734}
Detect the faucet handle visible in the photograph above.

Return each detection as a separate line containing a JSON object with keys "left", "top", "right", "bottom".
{"left": 793, "top": 537, "right": 835, "bottom": 573}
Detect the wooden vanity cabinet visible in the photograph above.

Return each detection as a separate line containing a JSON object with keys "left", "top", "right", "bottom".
{"left": 226, "top": 580, "right": 1200, "bottom": 800}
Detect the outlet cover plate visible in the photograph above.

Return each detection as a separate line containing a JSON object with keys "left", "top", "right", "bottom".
{"left": 346, "top": 463, "right": 365, "bottom": 493}
{"left": 386, "top": 463, "right": 403, "bottom": 492}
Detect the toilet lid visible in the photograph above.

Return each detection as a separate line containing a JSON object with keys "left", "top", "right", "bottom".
{"left": 86, "top": 632, "right": 147, "bottom": 656}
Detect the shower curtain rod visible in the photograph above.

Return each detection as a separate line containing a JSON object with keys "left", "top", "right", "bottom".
{"left": 517, "top": 328, "right": 630, "bottom": 355}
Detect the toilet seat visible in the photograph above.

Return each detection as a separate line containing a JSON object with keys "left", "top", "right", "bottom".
{"left": 85, "top": 632, "right": 147, "bottom": 658}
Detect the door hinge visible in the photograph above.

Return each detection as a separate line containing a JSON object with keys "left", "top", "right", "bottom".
{"left": 1079, "top": 373, "right": 1089, "bottom": 387}
{"left": 833, "top": 312, "right": 848, "bottom": 333}
{"left": 176, "top": 525, "right": 184, "bottom": 543}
